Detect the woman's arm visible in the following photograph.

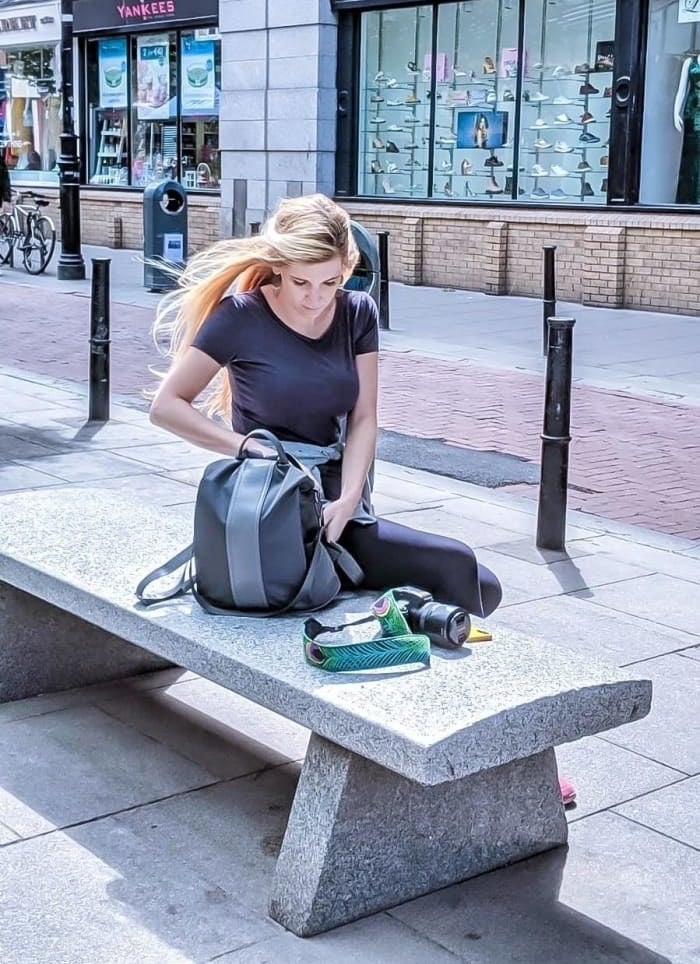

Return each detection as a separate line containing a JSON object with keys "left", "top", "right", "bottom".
{"left": 323, "top": 351, "right": 378, "bottom": 542}
{"left": 674, "top": 58, "right": 691, "bottom": 133}
{"left": 150, "top": 347, "right": 249, "bottom": 456}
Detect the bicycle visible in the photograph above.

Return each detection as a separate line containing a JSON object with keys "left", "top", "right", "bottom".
{"left": 0, "top": 191, "right": 57, "bottom": 275}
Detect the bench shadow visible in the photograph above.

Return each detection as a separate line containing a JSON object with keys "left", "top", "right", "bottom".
{"left": 396, "top": 846, "right": 673, "bottom": 964}
{"left": 0, "top": 679, "right": 674, "bottom": 962}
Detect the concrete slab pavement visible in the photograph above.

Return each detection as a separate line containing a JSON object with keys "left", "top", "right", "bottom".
{"left": 0, "top": 367, "right": 698, "bottom": 963}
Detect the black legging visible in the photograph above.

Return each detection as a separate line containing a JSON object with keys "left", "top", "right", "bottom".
{"left": 339, "top": 518, "right": 502, "bottom": 618}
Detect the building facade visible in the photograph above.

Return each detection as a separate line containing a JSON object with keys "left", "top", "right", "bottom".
{"left": 0, "top": 0, "right": 63, "bottom": 186}
{"left": 4, "top": 0, "right": 700, "bottom": 314}
{"left": 331, "top": 0, "right": 700, "bottom": 313}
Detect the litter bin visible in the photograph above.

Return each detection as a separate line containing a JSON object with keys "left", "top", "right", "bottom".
{"left": 345, "top": 220, "right": 379, "bottom": 307}
{"left": 143, "top": 179, "right": 188, "bottom": 292}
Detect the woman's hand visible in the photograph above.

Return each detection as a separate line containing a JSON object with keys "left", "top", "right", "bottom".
{"left": 322, "top": 498, "right": 355, "bottom": 544}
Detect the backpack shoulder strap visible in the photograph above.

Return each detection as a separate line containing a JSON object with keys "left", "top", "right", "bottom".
{"left": 135, "top": 545, "right": 194, "bottom": 606}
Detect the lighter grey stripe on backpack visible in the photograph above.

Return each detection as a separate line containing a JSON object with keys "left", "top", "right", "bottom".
{"left": 225, "top": 462, "right": 274, "bottom": 608}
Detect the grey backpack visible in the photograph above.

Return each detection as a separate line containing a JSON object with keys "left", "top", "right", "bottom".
{"left": 136, "top": 429, "right": 363, "bottom": 614}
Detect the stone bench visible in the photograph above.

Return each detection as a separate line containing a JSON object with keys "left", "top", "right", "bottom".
{"left": 0, "top": 487, "right": 652, "bottom": 937}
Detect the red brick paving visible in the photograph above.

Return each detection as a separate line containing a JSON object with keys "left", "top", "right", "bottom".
{"left": 3, "top": 285, "right": 699, "bottom": 540}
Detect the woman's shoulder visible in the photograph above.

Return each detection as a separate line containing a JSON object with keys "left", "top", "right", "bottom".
{"left": 337, "top": 288, "right": 379, "bottom": 353}
{"left": 337, "top": 288, "right": 378, "bottom": 321}
{"left": 218, "top": 288, "right": 265, "bottom": 314}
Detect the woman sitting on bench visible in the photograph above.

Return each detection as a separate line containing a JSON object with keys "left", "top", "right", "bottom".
{"left": 149, "top": 192, "right": 502, "bottom": 620}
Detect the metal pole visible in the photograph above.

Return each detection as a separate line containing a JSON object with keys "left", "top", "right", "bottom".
{"left": 57, "top": 0, "right": 85, "bottom": 281}
{"left": 89, "top": 258, "right": 111, "bottom": 422}
{"left": 536, "top": 316, "right": 576, "bottom": 551}
{"left": 377, "top": 230, "right": 390, "bottom": 330}
{"left": 542, "top": 244, "right": 557, "bottom": 356}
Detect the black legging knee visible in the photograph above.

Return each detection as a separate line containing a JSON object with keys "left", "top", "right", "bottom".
{"left": 339, "top": 518, "right": 502, "bottom": 618}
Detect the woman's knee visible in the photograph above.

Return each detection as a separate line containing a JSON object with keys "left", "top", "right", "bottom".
{"left": 477, "top": 563, "right": 502, "bottom": 617}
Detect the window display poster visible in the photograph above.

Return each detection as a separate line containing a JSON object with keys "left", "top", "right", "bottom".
{"left": 500, "top": 47, "right": 528, "bottom": 79}
{"left": 457, "top": 110, "right": 509, "bottom": 150}
{"left": 137, "top": 34, "right": 170, "bottom": 119}
{"left": 181, "top": 36, "right": 216, "bottom": 113}
{"left": 679, "top": 0, "right": 700, "bottom": 22}
{"left": 98, "top": 38, "right": 128, "bottom": 109}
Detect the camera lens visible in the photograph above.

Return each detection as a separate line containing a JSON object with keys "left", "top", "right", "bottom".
{"left": 416, "top": 602, "right": 471, "bottom": 649}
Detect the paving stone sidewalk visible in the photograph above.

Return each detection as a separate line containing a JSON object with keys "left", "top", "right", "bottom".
{"left": 0, "top": 367, "right": 698, "bottom": 963}
{"left": 2, "top": 277, "right": 699, "bottom": 539}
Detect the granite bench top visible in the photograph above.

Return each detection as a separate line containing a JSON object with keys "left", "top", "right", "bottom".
{"left": 0, "top": 487, "right": 652, "bottom": 786}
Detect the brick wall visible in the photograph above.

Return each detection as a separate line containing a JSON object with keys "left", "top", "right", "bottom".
{"left": 344, "top": 202, "right": 700, "bottom": 316}
{"left": 31, "top": 189, "right": 221, "bottom": 252}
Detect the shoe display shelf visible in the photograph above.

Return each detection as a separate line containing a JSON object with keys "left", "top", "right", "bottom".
{"left": 365, "top": 66, "right": 430, "bottom": 197}
{"left": 429, "top": 65, "right": 514, "bottom": 199}
{"left": 522, "top": 64, "right": 612, "bottom": 202}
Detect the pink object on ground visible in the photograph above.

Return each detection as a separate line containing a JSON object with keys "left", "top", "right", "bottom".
{"left": 559, "top": 776, "right": 577, "bottom": 807}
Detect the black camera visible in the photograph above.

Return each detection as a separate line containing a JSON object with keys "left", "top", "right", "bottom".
{"left": 393, "top": 586, "right": 471, "bottom": 650}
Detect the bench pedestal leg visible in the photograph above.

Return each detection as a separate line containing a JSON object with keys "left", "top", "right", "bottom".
{"left": 269, "top": 733, "right": 568, "bottom": 937}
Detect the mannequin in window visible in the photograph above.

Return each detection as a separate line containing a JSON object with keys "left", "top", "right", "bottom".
{"left": 674, "top": 54, "right": 700, "bottom": 203}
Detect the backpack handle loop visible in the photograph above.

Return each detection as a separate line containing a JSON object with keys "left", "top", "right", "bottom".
{"left": 238, "top": 428, "right": 289, "bottom": 464}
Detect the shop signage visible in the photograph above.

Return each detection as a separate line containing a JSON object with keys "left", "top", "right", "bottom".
{"left": 0, "top": 3, "right": 60, "bottom": 43}
{"left": 0, "top": 16, "right": 37, "bottom": 33}
{"left": 74, "top": 0, "right": 218, "bottom": 32}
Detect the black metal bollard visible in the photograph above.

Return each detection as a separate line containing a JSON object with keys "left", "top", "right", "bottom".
{"left": 536, "top": 316, "right": 576, "bottom": 551}
{"left": 57, "top": 132, "right": 86, "bottom": 281}
{"left": 377, "top": 230, "right": 390, "bottom": 330}
{"left": 89, "top": 258, "right": 111, "bottom": 423}
{"left": 542, "top": 244, "right": 557, "bottom": 357}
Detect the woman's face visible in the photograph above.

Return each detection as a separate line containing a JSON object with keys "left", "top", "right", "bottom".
{"left": 277, "top": 256, "right": 344, "bottom": 317}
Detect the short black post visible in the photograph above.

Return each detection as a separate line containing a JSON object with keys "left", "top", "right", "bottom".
{"left": 536, "top": 316, "right": 576, "bottom": 551}
{"left": 377, "top": 229, "right": 390, "bottom": 330}
{"left": 89, "top": 258, "right": 111, "bottom": 422}
{"left": 542, "top": 244, "right": 557, "bottom": 356}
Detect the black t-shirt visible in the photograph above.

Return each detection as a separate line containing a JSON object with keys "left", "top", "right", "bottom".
{"left": 192, "top": 287, "right": 379, "bottom": 447}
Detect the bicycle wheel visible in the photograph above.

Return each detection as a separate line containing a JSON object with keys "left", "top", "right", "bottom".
{"left": 34, "top": 215, "right": 56, "bottom": 266}
{"left": 22, "top": 223, "right": 51, "bottom": 275}
{"left": 0, "top": 214, "right": 14, "bottom": 264}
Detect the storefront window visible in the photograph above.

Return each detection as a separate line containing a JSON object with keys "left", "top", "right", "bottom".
{"left": 434, "top": 1, "right": 519, "bottom": 201}
{"left": 356, "top": 0, "right": 616, "bottom": 204}
{"left": 521, "top": 0, "right": 615, "bottom": 204}
{"left": 179, "top": 31, "right": 221, "bottom": 190}
{"left": 641, "top": 0, "right": 700, "bottom": 205}
{"left": 85, "top": 29, "right": 220, "bottom": 191}
{"left": 131, "top": 32, "right": 178, "bottom": 187}
{"left": 359, "top": 6, "right": 433, "bottom": 198}
{"left": 0, "top": 45, "right": 61, "bottom": 184}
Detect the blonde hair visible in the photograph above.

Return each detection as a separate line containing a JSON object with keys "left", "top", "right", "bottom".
{"left": 152, "top": 193, "right": 360, "bottom": 417}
